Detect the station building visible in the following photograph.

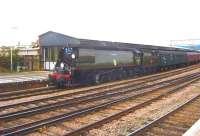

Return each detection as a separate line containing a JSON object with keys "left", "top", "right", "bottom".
{"left": 38, "top": 31, "right": 80, "bottom": 70}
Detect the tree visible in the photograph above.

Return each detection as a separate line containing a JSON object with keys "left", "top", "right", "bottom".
{"left": 0, "top": 47, "right": 22, "bottom": 72}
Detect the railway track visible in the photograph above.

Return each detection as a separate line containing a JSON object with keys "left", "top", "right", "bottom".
{"left": 0, "top": 64, "right": 199, "bottom": 101}
{"left": 0, "top": 72, "right": 197, "bottom": 119}
{"left": 0, "top": 70, "right": 199, "bottom": 135}
{"left": 0, "top": 86, "right": 56, "bottom": 101}
{"left": 0, "top": 66, "right": 199, "bottom": 116}
{"left": 128, "top": 92, "right": 200, "bottom": 136}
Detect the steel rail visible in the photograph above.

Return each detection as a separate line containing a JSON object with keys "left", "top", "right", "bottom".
{"left": 0, "top": 72, "right": 198, "bottom": 121}
{"left": 0, "top": 86, "right": 55, "bottom": 98}
{"left": 0, "top": 64, "right": 198, "bottom": 101}
{"left": 65, "top": 76, "right": 200, "bottom": 136}
{"left": 1, "top": 73, "right": 199, "bottom": 136}
{"left": 0, "top": 65, "right": 198, "bottom": 110}
{"left": 127, "top": 91, "right": 200, "bottom": 136}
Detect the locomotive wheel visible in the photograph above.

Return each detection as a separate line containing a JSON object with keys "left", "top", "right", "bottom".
{"left": 56, "top": 78, "right": 65, "bottom": 88}
{"left": 111, "top": 74, "right": 117, "bottom": 81}
{"left": 95, "top": 75, "right": 100, "bottom": 84}
{"left": 101, "top": 75, "right": 107, "bottom": 83}
{"left": 122, "top": 71, "right": 127, "bottom": 78}
{"left": 128, "top": 70, "right": 134, "bottom": 77}
{"left": 107, "top": 74, "right": 112, "bottom": 81}
{"left": 118, "top": 73, "right": 123, "bottom": 80}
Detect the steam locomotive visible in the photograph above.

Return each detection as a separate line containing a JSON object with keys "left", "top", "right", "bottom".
{"left": 48, "top": 40, "right": 200, "bottom": 88}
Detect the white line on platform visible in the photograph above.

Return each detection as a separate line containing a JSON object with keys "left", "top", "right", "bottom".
{"left": 183, "top": 119, "right": 200, "bottom": 136}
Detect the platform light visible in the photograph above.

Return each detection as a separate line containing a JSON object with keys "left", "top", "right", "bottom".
{"left": 61, "top": 63, "right": 64, "bottom": 68}
{"left": 71, "top": 53, "right": 76, "bottom": 59}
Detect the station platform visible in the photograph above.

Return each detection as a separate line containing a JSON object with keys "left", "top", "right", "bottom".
{"left": 183, "top": 119, "right": 200, "bottom": 136}
{"left": 0, "top": 71, "right": 50, "bottom": 84}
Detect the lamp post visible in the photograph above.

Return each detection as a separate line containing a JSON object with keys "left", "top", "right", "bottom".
{"left": 10, "top": 26, "right": 19, "bottom": 72}
{"left": 10, "top": 46, "right": 13, "bottom": 72}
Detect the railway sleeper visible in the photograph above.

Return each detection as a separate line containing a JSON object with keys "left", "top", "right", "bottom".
{"left": 150, "top": 126, "right": 183, "bottom": 136}
{"left": 160, "top": 121, "right": 189, "bottom": 131}
{"left": 172, "top": 113, "right": 200, "bottom": 120}
{"left": 163, "top": 120, "right": 192, "bottom": 129}
{"left": 157, "top": 122, "right": 187, "bottom": 133}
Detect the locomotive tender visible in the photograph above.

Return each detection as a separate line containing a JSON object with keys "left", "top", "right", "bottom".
{"left": 49, "top": 40, "right": 200, "bottom": 88}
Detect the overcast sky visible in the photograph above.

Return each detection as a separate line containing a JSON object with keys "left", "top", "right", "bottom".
{"left": 0, "top": 0, "right": 200, "bottom": 46}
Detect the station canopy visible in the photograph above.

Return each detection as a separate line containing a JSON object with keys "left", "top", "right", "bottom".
{"left": 38, "top": 31, "right": 142, "bottom": 52}
{"left": 38, "top": 31, "right": 190, "bottom": 52}
{"left": 38, "top": 31, "right": 80, "bottom": 47}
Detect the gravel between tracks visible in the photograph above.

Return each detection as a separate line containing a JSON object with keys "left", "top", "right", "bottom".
{"left": 1, "top": 66, "right": 200, "bottom": 136}
{"left": 1, "top": 67, "right": 200, "bottom": 108}
{"left": 88, "top": 80, "right": 200, "bottom": 136}
{"left": 0, "top": 77, "right": 140, "bottom": 107}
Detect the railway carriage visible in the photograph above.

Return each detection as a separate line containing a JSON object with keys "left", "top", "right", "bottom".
{"left": 187, "top": 52, "right": 200, "bottom": 64}
{"left": 48, "top": 40, "right": 200, "bottom": 88}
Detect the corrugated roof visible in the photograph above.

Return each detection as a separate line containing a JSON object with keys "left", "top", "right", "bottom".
{"left": 39, "top": 31, "right": 80, "bottom": 47}
{"left": 38, "top": 31, "right": 197, "bottom": 52}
